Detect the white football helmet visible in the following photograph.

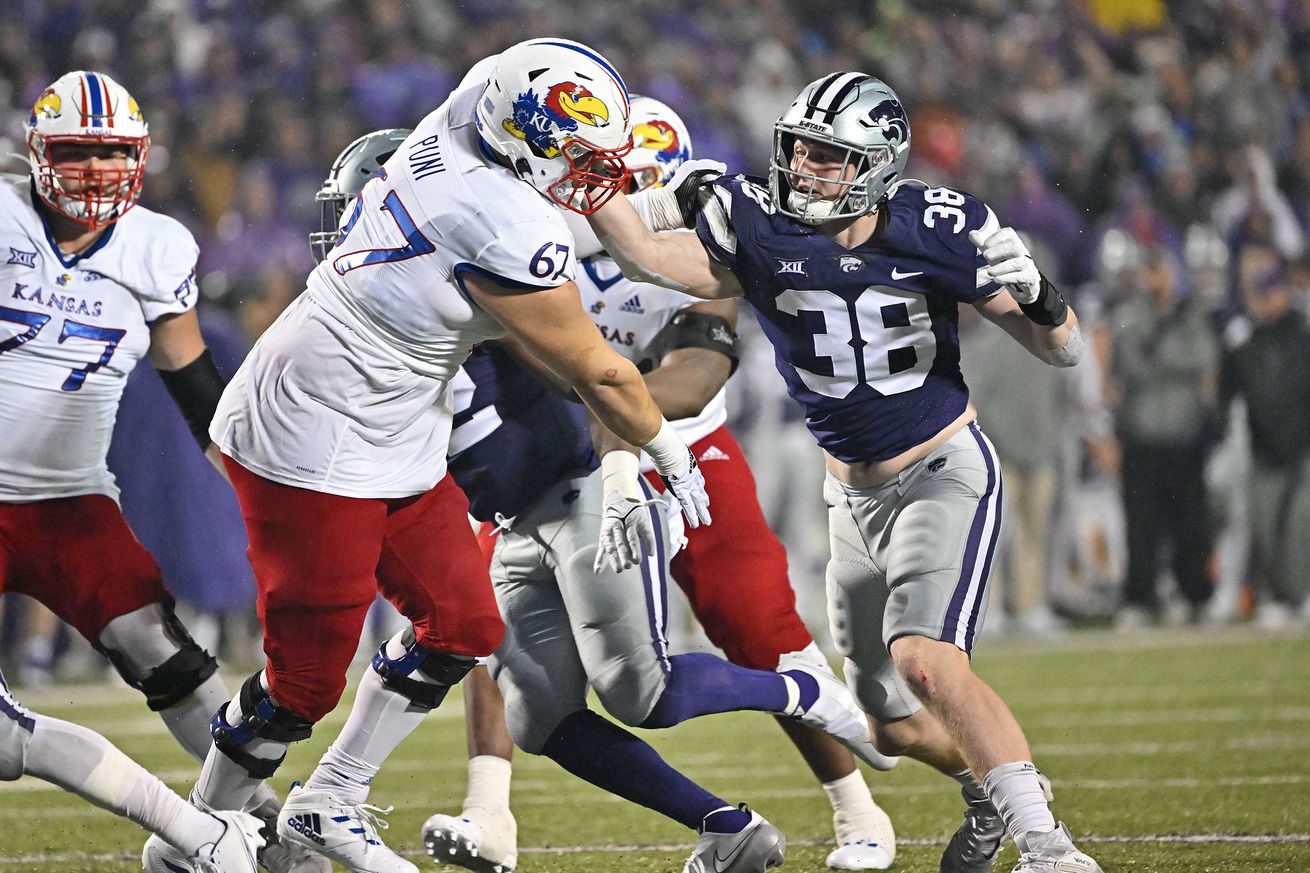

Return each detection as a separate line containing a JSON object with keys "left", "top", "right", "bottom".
{"left": 24, "top": 70, "right": 150, "bottom": 231}
{"left": 626, "top": 95, "right": 692, "bottom": 192}
{"left": 770, "top": 72, "right": 910, "bottom": 224}
{"left": 309, "top": 127, "right": 412, "bottom": 263}
{"left": 475, "top": 38, "right": 633, "bottom": 214}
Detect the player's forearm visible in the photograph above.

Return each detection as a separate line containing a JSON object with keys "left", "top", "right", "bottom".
{"left": 570, "top": 354, "right": 664, "bottom": 446}
{"left": 1027, "top": 308, "right": 1083, "bottom": 367}
{"left": 588, "top": 196, "right": 695, "bottom": 293}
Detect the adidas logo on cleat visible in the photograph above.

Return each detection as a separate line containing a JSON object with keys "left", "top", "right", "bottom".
{"left": 699, "top": 445, "right": 730, "bottom": 463}
{"left": 286, "top": 812, "right": 327, "bottom": 847}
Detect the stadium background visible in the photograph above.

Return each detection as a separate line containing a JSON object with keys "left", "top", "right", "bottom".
{"left": 1, "top": 2, "right": 1309, "bottom": 870}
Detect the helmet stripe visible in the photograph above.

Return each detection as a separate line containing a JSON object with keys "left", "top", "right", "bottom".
{"left": 803, "top": 72, "right": 844, "bottom": 121}
{"left": 101, "top": 76, "right": 114, "bottom": 129}
{"left": 78, "top": 75, "right": 91, "bottom": 126}
{"left": 85, "top": 72, "right": 104, "bottom": 127}
{"left": 806, "top": 72, "right": 869, "bottom": 124}
{"left": 536, "top": 40, "right": 629, "bottom": 113}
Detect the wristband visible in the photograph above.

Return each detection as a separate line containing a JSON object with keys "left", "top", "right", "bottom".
{"left": 159, "top": 348, "right": 226, "bottom": 449}
{"left": 641, "top": 418, "right": 688, "bottom": 477}
{"left": 600, "top": 450, "right": 643, "bottom": 501}
{"left": 1019, "top": 274, "right": 1069, "bottom": 326}
{"left": 627, "top": 185, "right": 685, "bottom": 232}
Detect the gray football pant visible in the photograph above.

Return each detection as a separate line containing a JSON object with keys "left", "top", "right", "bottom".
{"left": 825, "top": 422, "right": 1003, "bottom": 721}
{"left": 488, "top": 468, "right": 675, "bottom": 753}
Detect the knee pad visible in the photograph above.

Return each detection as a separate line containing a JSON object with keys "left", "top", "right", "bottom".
{"left": 98, "top": 603, "right": 218, "bottom": 711}
{"left": 210, "top": 672, "right": 314, "bottom": 779}
{"left": 372, "top": 626, "right": 478, "bottom": 711}
{"left": 0, "top": 677, "right": 33, "bottom": 781}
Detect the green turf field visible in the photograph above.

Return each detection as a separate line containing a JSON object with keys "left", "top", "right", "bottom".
{"left": 2, "top": 627, "right": 1307, "bottom": 872}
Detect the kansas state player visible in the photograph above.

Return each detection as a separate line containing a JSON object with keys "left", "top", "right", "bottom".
{"left": 182, "top": 40, "right": 709, "bottom": 873}
{"left": 0, "top": 70, "right": 316, "bottom": 871}
{"left": 586, "top": 75, "right": 1103, "bottom": 873}
{"left": 426, "top": 97, "right": 898, "bottom": 873}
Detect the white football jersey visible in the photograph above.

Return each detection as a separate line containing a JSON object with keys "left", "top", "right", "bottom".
{"left": 212, "top": 60, "right": 579, "bottom": 498}
{"left": 574, "top": 254, "right": 728, "bottom": 470}
{"left": 0, "top": 174, "right": 198, "bottom": 503}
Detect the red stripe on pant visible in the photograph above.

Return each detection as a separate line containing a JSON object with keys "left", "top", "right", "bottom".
{"left": 223, "top": 456, "right": 503, "bottom": 721}
{"left": 0, "top": 494, "right": 171, "bottom": 643}
{"left": 643, "top": 426, "right": 813, "bottom": 670}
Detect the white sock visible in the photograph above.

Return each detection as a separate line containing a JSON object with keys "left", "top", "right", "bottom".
{"left": 24, "top": 713, "right": 223, "bottom": 852}
{"left": 304, "top": 634, "right": 438, "bottom": 804}
{"left": 193, "top": 673, "right": 286, "bottom": 812}
{"left": 982, "top": 761, "right": 1056, "bottom": 839}
{"left": 821, "top": 770, "right": 880, "bottom": 843}
{"left": 159, "top": 672, "right": 231, "bottom": 763}
{"left": 464, "top": 754, "right": 512, "bottom": 812}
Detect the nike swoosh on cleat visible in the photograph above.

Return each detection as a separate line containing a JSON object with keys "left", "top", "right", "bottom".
{"left": 163, "top": 861, "right": 189, "bottom": 873}
{"left": 712, "top": 825, "right": 757, "bottom": 872}
{"left": 891, "top": 268, "right": 924, "bottom": 279}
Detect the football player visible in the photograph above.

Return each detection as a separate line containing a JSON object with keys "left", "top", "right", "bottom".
{"left": 424, "top": 96, "right": 898, "bottom": 873}
{"left": 307, "top": 125, "right": 888, "bottom": 873}
{"left": 181, "top": 40, "right": 710, "bottom": 873}
{"left": 0, "top": 70, "right": 312, "bottom": 872}
{"left": 584, "top": 74, "right": 1104, "bottom": 873}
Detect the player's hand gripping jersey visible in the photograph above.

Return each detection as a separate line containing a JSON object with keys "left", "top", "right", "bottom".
{"left": 693, "top": 174, "right": 1001, "bottom": 463}
{"left": 212, "top": 60, "right": 580, "bottom": 497}
{"left": 0, "top": 175, "right": 198, "bottom": 502}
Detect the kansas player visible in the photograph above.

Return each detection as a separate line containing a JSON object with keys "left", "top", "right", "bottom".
{"left": 180, "top": 40, "right": 709, "bottom": 873}
{"left": 586, "top": 75, "right": 1103, "bottom": 873}
{"left": 0, "top": 70, "right": 308, "bottom": 870}
{"left": 425, "top": 97, "right": 898, "bottom": 873}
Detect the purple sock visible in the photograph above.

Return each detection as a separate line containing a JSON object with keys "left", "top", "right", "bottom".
{"left": 641, "top": 653, "right": 809, "bottom": 728}
{"left": 540, "top": 709, "right": 728, "bottom": 830}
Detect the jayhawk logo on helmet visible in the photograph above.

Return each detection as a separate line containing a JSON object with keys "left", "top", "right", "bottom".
{"left": 633, "top": 120, "right": 690, "bottom": 165}
{"left": 127, "top": 96, "right": 144, "bottom": 123}
{"left": 31, "top": 89, "right": 62, "bottom": 123}
{"left": 503, "top": 83, "right": 612, "bottom": 159}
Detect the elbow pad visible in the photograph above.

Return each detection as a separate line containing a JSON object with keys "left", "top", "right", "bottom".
{"left": 159, "top": 348, "right": 227, "bottom": 449}
{"left": 653, "top": 311, "right": 739, "bottom": 374}
{"left": 1044, "top": 324, "right": 1085, "bottom": 368}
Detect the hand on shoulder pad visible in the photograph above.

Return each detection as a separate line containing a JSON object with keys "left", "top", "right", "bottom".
{"left": 668, "top": 159, "right": 727, "bottom": 228}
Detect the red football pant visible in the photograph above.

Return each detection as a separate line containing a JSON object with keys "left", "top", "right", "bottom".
{"left": 644, "top": 426, "right": 813, "bottom": 669}
{"left": 224, "top": 456, "right": 503, "bottom": 721}
{"left": 0, "top": 495, "right": 171, "bottom": 643}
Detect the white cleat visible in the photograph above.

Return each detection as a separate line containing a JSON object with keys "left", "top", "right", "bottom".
{"left": 276, "top": 784, "right": 417, "bottom": 873}
{"left": 828, "top": 798, "right": 896, "bottom": 870}
{"left": 247, "top": 796, "right": 333, "bottom": 873}
{"left": 1012, "top": 823, "right": 1103, "bottom": 873}
{"left": 684, "top": 807, "right": 785, "bottom": 873}
{"left": 143, "top": 810, "right": 267, "bottom": 873}
{"left": 778, "top": 656, "right": 900, "bottom": 772}
{"left": 421, "top": 805, "right": 518, "bottom": 873}
{"left": 826, "top": 839, "right": 893, "bottom": 871}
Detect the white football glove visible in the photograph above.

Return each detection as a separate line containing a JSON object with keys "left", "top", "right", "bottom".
{"left": 596, "top": 490, "right": 660, "bottom": 574}
{"left": 969, "top": 226, "right": 1040, "bottom": 305}
{"left": 595, "top": 451, "right": 659, "bottom": 574}
{"left": 660, "top": 449, "right": 712, "bottom": 528}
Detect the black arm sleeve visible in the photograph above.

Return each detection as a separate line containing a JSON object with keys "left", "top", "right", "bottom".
{"left": 158, "top": 348, "right": 227, "bottom": 449}
{"left": 653, "top": 310, "right": 740, "bottom": 374}
{"left": 1019, "top": 273, "right": 1069, "bottom": 326}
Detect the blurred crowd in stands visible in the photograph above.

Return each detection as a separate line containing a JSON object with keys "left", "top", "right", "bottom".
{"left": 3, "top": 0, "right": 1309, "bottom": 685}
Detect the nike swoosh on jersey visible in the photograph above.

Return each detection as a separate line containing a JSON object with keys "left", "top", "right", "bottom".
{"left": 890, "top": 268, "right": 924, "bottom": 279}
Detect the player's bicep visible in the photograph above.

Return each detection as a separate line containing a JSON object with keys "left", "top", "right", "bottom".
{"left": 147, "top": 309, "right": 207, "bottom": 370}
{"left": 463, "top": 274, "right": 618, "bottom": 385}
